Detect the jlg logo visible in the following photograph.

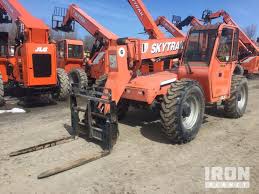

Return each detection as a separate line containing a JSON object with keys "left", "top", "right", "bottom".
{"left": 35, "top": 47, "right": 48, "bottom": 53}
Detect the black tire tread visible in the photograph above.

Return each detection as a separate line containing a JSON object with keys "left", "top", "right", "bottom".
{"left": 56, "top": 68, "right": 70, "bottom": 101}
{"left": 160, "top": 79, "right": 205, "bottom": 144}
{"left": 224, "top": 75, "right": 248, "bottom": 118}
{"left": 69, "top": 68, "right": 88, "bottom": 89}
{"left": 0, "top": 73, "right": 4, "bottom": 106}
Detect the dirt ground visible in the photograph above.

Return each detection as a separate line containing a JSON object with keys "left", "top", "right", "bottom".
{"left": 0, "top": 80, "right": 258, "bottom": 194}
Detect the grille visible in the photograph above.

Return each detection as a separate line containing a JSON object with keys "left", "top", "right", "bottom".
{"left": 32, "top": 54, "right": 51, "bottom": 77}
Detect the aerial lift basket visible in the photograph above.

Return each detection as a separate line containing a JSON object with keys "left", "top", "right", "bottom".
{"left": 52, "top": 7, "right": 75, "bottom": 32}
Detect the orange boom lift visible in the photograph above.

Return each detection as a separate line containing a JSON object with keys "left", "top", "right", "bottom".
{"left": 9, "top": 1, "right": 249, "bottom": 179}
{"left": 52, "top": 8, "right": 87, "bottom": 88}
{"left": 52, "top": 5, "right": 119, "bottom": 88}
{"left": 202, "top": 10, "right": 259, "bottom": 76}
{"left": 0, "top": 0, "right": 70, "bottom": 105}
{"left": 55, "top": 39, "right": 86, "bottom": 87}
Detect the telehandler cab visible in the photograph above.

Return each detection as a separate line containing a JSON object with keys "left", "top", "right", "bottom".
{"left": 202, "top": 10, "right": 259, "bottom": 76}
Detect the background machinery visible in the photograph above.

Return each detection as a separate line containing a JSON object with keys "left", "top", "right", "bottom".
{"left": 0, "top": 0, "right": 70, "bottom": 105}
{"left": 52, "top": 5, "right": 119, "bottom": 89}
{"left": 173, "top": 15, "right": 203, "bottom": 30}
{"left": 55, "top": 38, "right": 87, "bottom": 88}
{"left": 52, "top": 8, "right": 87, "bottom": 89}
{"left": 155, "top": 16, "right": 185, "bottom": 38}
{"left": 202, "top": 10, "right": 259, "bottom": 76}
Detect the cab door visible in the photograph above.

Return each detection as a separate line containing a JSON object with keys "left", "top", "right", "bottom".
{"left": 210, "top": 27, "right": 239, "bottom": 99}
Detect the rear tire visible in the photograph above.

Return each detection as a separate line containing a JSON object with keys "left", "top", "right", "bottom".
{"left": 160, "top": 80, "right": 205, "bottom": 144}
{"left": 69, "top": 68, "right": 88, "bottom": 89}
{"left": 224, "top": 75, "right": 248, "bottom": 118}
{"left": 53, "top": 68, "right": 70, "bottom": 101}
{"left": 0, "top": 73, "right": 5, "bottom": 106}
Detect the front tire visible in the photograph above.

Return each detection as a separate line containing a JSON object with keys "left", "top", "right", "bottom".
{"left": 53, "top": 68, "right": 70, "bottom": 101}
{"left": 160, "top": 80, "right": 205, "bottom": 144}
{"left": 0, "top": 73, "right": 5, "bottom": 106}
{"left": 224, "top": 75, "right": 248, "bottom": 118}
{"left": 117, "top": 99, "right": 129, "bottom": 120}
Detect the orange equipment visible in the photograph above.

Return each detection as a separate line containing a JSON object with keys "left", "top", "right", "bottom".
{"left": 9, "top": 1, "right": 249, "bottom": 179}
{"left": 155, "top": 16, "right": 185, "bottom": 38}
{"left": 52, "top": 8, "right": 87, "bottom": 88}
{"left": 55, "top": 38, "right": 87, "bottom": 88}
{"left": 127, "top": 0, "right": 185, "bottom": 73}
{"left": 70, "top": 1, "right": 248, "bottom": 149}
{"left": 173, "top": 16, "right": 203, "bottom": 30}
{"left": 202, "top": 10, "right": 259, "bottom": 76}
{"left": 52, "top": 5, "right": 119, "bottom": 86}
{"left": 0, "top": 0, "right": 69, "bottom": 105}
{"left": 128, "top": 0, "right": 165, "bottom": 39}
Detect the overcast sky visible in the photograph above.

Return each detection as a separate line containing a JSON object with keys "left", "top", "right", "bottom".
{"left": 19, "top": 0, "right": 259, "bottom": 39}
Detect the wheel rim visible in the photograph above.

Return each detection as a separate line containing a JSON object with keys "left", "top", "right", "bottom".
{"left": 237, "top": 85, "right": 247, "bottom": 110}
{"left": 182, "top": 95, "right": 200, "bottom": 130}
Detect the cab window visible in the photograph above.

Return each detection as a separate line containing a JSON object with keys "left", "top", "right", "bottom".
{"left": 232, "top": 31, "right": 239, "bottom": 61}
{"left": 217, "top": 28, "right": 233, "bottom": 62}
{"left": 183, "top": 29, "right": 217, "bottom": 66}
{"left": 68, "top": 44, "right": 83, "bottom": 59}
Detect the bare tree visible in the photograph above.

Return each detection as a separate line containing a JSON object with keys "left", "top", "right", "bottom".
{"left": 0, "top": 23, "right": 17, "bottom": 44}
{"left": 244, "top": 24, "right": 257, "bottom": 40}
{"left": 49, "top": 28, "right": 79, "bottom": 41}
{"left": 83, "top": 35, "right": 95, "bottom": 52}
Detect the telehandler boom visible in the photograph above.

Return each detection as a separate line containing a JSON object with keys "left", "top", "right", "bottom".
{"left": 174, "top": 16, "right": 203, "bottom": 30}
{"left": 52, "top": 4, "right": 119, "bottom": 87}
{"left": 155, "top": 16, "right": 185, "bottom": 38}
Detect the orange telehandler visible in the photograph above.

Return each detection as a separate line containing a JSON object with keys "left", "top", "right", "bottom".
{"left": 202, "top": 10, "right": 259, "bottom": 76}
{"left": 55, "top": 38, "right": 87, "bottom": 88}
{"left": 52, "top": 5, "right": 119, "bottom": 88}
{"left": 0, "top": 0, "right": 70, "bottom": 106}
{"left": 69, "top": 0, "right": 248, "bottom": 159}
{"left": 9, "top": 1, "right": 248, "bottom": 179}
{"left": 52, "top": 8, "right": 87, "bottom": 89}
